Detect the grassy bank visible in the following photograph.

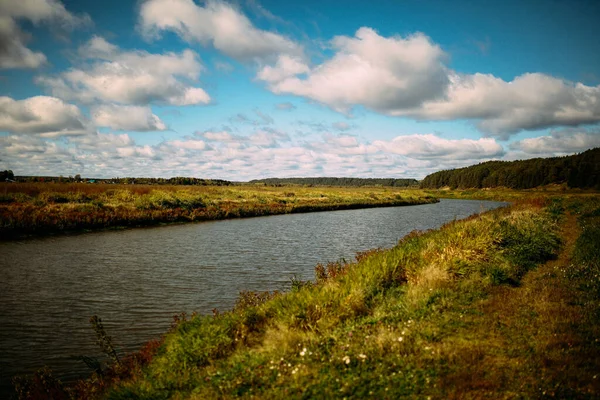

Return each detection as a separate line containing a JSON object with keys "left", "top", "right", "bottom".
{"left": 423, "top": 185, "right": 600, "bottom": 203}
{"left": 0, "top": 184, "right": 437, "bottom": 239}
{"left": 16, "top": 192, "right": 599, "bottom": 399}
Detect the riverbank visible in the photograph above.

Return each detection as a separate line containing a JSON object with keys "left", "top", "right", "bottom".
{"left": 0, "top": 184, "right": 437, "bottom": 240}
{"left": 16, "top": 192, "right": 599, "bottom": 398}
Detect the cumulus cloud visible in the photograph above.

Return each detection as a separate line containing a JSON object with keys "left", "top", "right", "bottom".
{"left": 509, "top": 129, "right": 600, "bottom": 155}
{"left": 259, "top": 28, "right": 600, "bottom": 137}
{"left": 406, "top": 73, "right": 600, "bottom": 138}
{"left": 168, "top": 138, "right": 207, "bottom": 150}
{"left": 323, "top": 134, "right": 361, "bottom": 148}
{"left": 197, "top": 128, "right": 289, "bottom": 148}
{"left": 257, "top": 54, "right": 309, "bottom": 82}
{"left": 91, "top": 104, "right": 167, "bottom": 131}
{"left": 0, "top": 17, "right": 47, "bottom": 69}
{"left": 248, "top": 130, "right": 289, "bottom": 147}
{"left": 0, "top": 0, "right": 90, "bottom": 69}
{"left": 70, "top": 132, "right": 135, "bottom": 151}
{"left": 36, "top": 36, "right": 210, "bottom": 106}
{"left": 200, "top": 130, "right": 239, "bottom": 142}
{"left": 260, "top": 28, "right": 448, "bottom": 113}
{"left": 77, "top": 35, "right": 119, "bottom": 58}
{"left": 373, "top": 134, "right": 504, "bottom": 160}
{"left": 0, "top": 134, "right": 86, "bottom": 177}
{"left": 138, "top": 0, "right": 302, "bottom": 62}
{"left": 0, "top": 96, "right": 89, "bottom": 137}
{"left": 1, "top": 128, "right": 511, "bottom": 179}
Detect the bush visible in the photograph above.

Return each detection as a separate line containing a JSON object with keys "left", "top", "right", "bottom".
{"left": 495, "top": 212, "right": 561, "bottom": 280}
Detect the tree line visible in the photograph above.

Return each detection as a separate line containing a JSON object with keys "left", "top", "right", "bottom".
{"left": 1, "top": 170, "right": 15, "bottom": 182}
{"left": 249, "top": 177, "right": 419, "bottom": 187}
{"left": 420, "top": 148, "right": 600, "bottom": 189}
{"left": 9, "top": 175, "right": 233, "bottom": 186}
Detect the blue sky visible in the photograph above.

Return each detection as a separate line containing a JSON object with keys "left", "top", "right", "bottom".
{"left": 1, "top": 0, "right": 599, "bottom": 179}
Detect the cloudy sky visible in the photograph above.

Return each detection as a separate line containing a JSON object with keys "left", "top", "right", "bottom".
{"left": 1, "top": 0, "right": 600, "bottom": 180}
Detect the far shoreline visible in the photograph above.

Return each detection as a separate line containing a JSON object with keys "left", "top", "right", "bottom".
{"left": 0, "top": 183, "right": 438, "bottom": 241}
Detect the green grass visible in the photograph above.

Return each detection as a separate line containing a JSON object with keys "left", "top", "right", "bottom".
{"left": 92, "top": 199, "right": 569, "bottom": 398}
{"left": 14, "top": 192, "right": 600, "bottom": 399}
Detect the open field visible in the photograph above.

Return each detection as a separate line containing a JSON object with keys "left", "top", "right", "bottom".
{"left": 14, "top": 190, "right": 600, "bottom": 399}
{"left": 0, "top": 183, "right": 437, "bottom": 239}
{"left": 423, "top": 185, "right": 600, "bottom": 202}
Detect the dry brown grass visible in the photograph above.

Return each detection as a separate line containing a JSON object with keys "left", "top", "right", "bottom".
{"left": 438, "top": 213, "right": 600, "bottom": 399}
{"left": 0, "top": 183, "right": 437, "bottom": 239}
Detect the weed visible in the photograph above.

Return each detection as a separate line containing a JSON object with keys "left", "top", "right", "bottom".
{"left": 90, "top": 316, "right": 120, "bottom": 366}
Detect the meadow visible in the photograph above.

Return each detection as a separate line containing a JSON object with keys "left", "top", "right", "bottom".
{"left": 0, "top": 183, "right": 437, "bottom": 239}
{"left": 13, "top": 190, "right": 600, "bottom": 399}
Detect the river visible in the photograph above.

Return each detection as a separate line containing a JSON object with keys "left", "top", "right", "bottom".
{"left": 0, "top": 198, "right": 507, "bottom": 394}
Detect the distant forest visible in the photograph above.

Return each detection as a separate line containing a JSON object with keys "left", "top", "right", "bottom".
{"left": 420, "top": 148, "right": 600, "bottom": 189}
{"left": 12, "top": 176, "right": 233, "bottom": 186}
{"left": 249, "top": 177, "right": 419, "bottom": 187}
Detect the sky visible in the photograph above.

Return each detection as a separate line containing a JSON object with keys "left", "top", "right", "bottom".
{"left": 1, "top": 0, "right": 600, "bottom": 180}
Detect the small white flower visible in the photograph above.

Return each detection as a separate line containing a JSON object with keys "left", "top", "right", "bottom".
{"left": 358, "top": 353, "right": 367, "bottom": 359}
{"left": 398, "top": 337, "right": 404, "bottom": 342}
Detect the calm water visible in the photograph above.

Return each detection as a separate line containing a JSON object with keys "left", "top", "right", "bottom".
{"left": 0, "top": 199, "right": 507, "bottom": 393}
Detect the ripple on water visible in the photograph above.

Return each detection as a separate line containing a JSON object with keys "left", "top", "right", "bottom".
{"left": 0, "top": 199, "right": 507, "bottom": 395}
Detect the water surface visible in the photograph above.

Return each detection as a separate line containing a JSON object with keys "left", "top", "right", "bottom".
{"left": 0, "top": 199, "right": 507, "bottom": 393}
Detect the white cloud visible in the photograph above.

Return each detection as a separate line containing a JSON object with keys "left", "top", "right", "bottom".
{"left": 373, "top": 134, "right": 504, "bottom": 160}
{"left": 200, "top": 130, "right": 238, "bottom": 141}
{"left": 77, "top": 35, "right": 119, "bottom": 58}
{"left": 406, "top": 73, "right": 600, "bottom": 138}
{"left": 248, "top": 130, "right": 289, "bottom": 147}
{"left": 260, "top": 28, "right": 448, "bottom": 113}
{"left": 138, "top": 0, "right": 302, "bottom": 62}
{"left": 324, "top": 134, "right": 359, "bottom": 148}
{"left": 169, "top": 138, "right": 207, "bottom": 150}
{"left": 116, "top": 145, "right": 157, "bottom": 159}
{"left": 257, "top": 54, "right": 309, "bottom": 83}
{"left": 0, "top": 0, "right": 90, "bottom": 26}
{"left": 1, "top": 128, "right": 510, "bottom": 180}
{"left": 509, "top": 129, "right": 600, "bottom": 155}
{"left": 91, "top": 104, "right": 167, "bottom": 131}
{"left": 0, "top": 134, "right": 83, "bottom": 175}
{"left": 0, "top": 96, "right": 89, "bottom": 137}
{"left": 36, "top": 36, "right": 210, "bottom": 106}
{"left": 0, "top": 0, "right": 90, "bottom": 69}
{"left": 70, "top": 132, "right": 135, "bottom": 150}
{"left": 0, "top": 17, "right": 47, "bottom": 69}
{"left": 198, "top": 128, "right": 289, "bottom": 148}
{"left": 259, "top": 27, "right": 600, "bottom": 137}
